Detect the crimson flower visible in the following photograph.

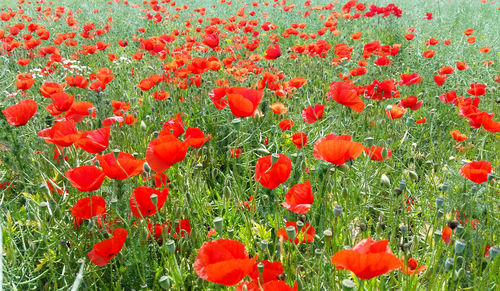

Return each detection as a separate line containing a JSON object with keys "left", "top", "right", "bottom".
{"left": 88, "top": 228, "right": 128, "bottom": 266}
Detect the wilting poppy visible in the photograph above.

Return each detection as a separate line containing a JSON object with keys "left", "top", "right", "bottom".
{"left": 331, "top": 237, "right": 402, "bottom": 280}
{"left": 292, "top": 132, "right": 307, "bottom": 149}
{"left": 459, "top": 160, "right": 492, "bottom": 183}
{"left": 71, "top": 196, "right": 106, "bottom": 226}
{"left": 75, "top": 127, "right": 110, "bottom": 154}
{"left": 401, "top": 257, "right": 427, "bottom": 275}
{"left": 277, "top": 221, "right": 315, "bottom": 244}
{"left": 2, "top": 99, "right": 38, "bottom": 127}
{"left": 364, "top": 146, "right": 392, "bottom": 161}
{"left": 88, "top": 228, "right": 128, "bottom": 266}
{"left": 301, "top": 104, "right": 324, "bottom": 124}
{"left": 313, "top": 136, "right": 364, "bottom": 165}
{"left": 65, "top": 165, "right": 105, "bottom": 192}
{"left": 97, "top": 152, "right": 145, "bottom": 180}
{"left": 450, "top": 130, "right": 467, "bottom": 142}
{"left": 194, "top": 239, "right": 257, "bottom": 286}
{"left": 282, "top": 180, "right": 314, "bottom": 214}
{"left": 226, "top": 87, "right": 264, "bottom": 118}
{"left": 326, "top": 81, "right": 365, "bottom": 113}
{"left": 254, "top": 154, "right": 292, "bottom": 189}
{"left": 130, "top": 186, "right": 169, "bottom": 217}
{"left": 146, "top": 134, "right": 188, "bottom": 172}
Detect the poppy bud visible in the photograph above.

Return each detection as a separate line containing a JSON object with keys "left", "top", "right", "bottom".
{"left": 259, "top": 240, "right": 269, "bottom": 250}
{"left": 440, "top": 183, "right": 450, "bottom": 192}
{"left": 444, "top": 258, "right": 454, "bottom": 271}
{"left": 88, "top": 107, "right": 95, "bottom": 115}
{"left": 165, "top": 240, "right": 175, "bottom": 253}
{"left": 487, "top": 173, "right": 494, "bottom": 181}
{"left": 286, "top": 225, "right": 296, "bottom": 240}
{"left": 153, "top": 131, "right": 159, "bottom": 138}
{"left": 386, "top": 105, "right": 393, "bottom": 111}
{"left": 333, "top": 205, "right": 343, "bottom": 217}
{"left": 454, "top": 239, "right": 466, "bottom": 254}
{"left": 257, "top": 262, "right": 265, "bottom": 282}
{"left": 489, "top": 246, "right": 499, "bottom": 260}
{"left": 364, "top": 137, "right": 374, "bottom": 147}
{"left": 143, "top": 162, "right": 151, "bottom": 173}
{"left": 159, "top": 275, "right": 172, "bottom": 289}
{"left": 130, "top": 97, "right": 136, "bottom": 103}
{"left": 342, "top": 279, "right": 356, "bottom": 290}
{"left": 140, "top": 120, "right": 147, "bottom": 131}
{"left": 380, "top": 174, "right": 391, "bottom": 187}
{"left": 393, "top": 187, "right": 402, "bottom": 195}
{"left": 231, "top": 118, "right": 241, "bottom": 127}
{"left": 337, "top": 164, "right": 350, "bottom": 172}
{"left": 323, "top": 229, "right": 333, "bottom": 241}
{"left": 399, "top": 180, "right": 407, "bottom": 190}
{"left": 436, "top": 196, "right": 444, "bottom": 208}
{"left": 213, "top": 217, "right": 223, "bottom": 233}
{"left": 408, "top": 170, "right": 418, "bottom": 181}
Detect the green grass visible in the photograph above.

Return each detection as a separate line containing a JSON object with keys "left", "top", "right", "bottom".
{"left": 0, "top": 0, "right": 499, "bottom": 290}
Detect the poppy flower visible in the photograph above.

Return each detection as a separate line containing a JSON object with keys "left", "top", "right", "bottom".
{"left": 194, "top": 239, "right": 257, "bottom": 286}
{"left": 264, "top": 43, "right": 281, "bottom": 60}
{"left": 50, "top": 92, "right": 74, "bottom": 112}
{"left": 313, "top": 136, "right": 364, "bottom": 165}
{"left": 248, "top": 260, "right": 284, "bottom": 285}
{"left": 184, "top": 127, "right": 211, "bottom": 148}
{"left": 161, "top": 113, "right": 184, "bottom": 137}
{"left": 437, "top": 66, "right": 454, "bottom": 75}
{"left": 467, "top": 84, "right": 486, "bottom": 96}
{"left": 439, "top": 91, "right": 458, "bottom": 104}
{"left": 364, "top": 146, "right": 392, "bottom": 161}
{"left": 65, "top": 165, "right": 106, "bottom": 192}
{"left": 146, "top": 134, "right": 188, "bottom": 172}
{"left": 147, "top": 222, "right": 171, "bottom": 242}
{"left": 174, "top": 219, "right": 192, "bottom": 239}
{"left": 288, "top": 77, "right": 307, "bottom": 88}
{"left": 399, "top": 73, "right": 422, "bottom": 86}
{"left": 270, "top": 102, "right": 288, "bottom": 114}
{"left": 292, "top": 132, "right": 307, "bottom": 149}
{"left": 398, "top": 96, "right": 423, "bottom": 111}
{"left": 261, "top": 280, "right": 298, "bottom": 291}
{"left": 442, "top": 226, "right": 453, "bottom": 243}
{"left": 75, "top": 127, "right": 110, "bottom": 154}
{"left": 203, "top": 33, "right": 219, "bottom": 49}
{"left": 230, "top": 148, "right": 243, "bottom": 157}
{"left": 423, "top": 50, "right": 435, "bottom": 58}
{"left": 65, "top": 75, "right": 88, "bottom": 88}
{"left": 277, "top": 221, "right": 315, "bottom": 244}
{"left": 254, "top": 154, "right": 292, "bottom": 189}
{"left": 2, "top": 99, "right": 38, "bottom": 127}
{"left": 416, "top": 118, "right": 426, "bottom": 124}
{"left": 331, "top": 237, "right": 402, "bottom": 280}
{"left": 226, "top": 87, "right": 264, "bottom": 118}
{"left": 459, "top": 160, "right": 492, "bottom": 184}
{"left": 282, "top": 180, "right": 314, "bottom": 214}
{"left": 326, "top": 81, "right": 365, "bottom": 113}
{"left": 130, "top": 186, "right": 169, "bottom": 217}
{"left": 301, "top": 104, "right": 324, "bottom": 124}
{"left": 450, "top": 130, "right": 467, "bottom": 142}
{"left": 97, "top": 152, "right": 145, "bottom": 180}
{"left": 386, "top": 104, "right": 406, "bottom": 119}
{"left": 71, "top": 196, "right": 106, "bottom": 226}
{"left": 279, "top": 119, "right": 294, "bottom": 131}
{"left": 40, "top": 120, "right": 79, "bottom": 147}
{"left": 401, "top": 257, "right": 427, "bottom": 275}
{"left": 88, "top": 228, "right": 128, "bottom": 266}
{"left": 40, "top": 82, "right": 65, "bottom": 98}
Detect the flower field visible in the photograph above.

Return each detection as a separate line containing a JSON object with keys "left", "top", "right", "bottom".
{"left": 0, "top": 0, "right": 499, "bottom": 290}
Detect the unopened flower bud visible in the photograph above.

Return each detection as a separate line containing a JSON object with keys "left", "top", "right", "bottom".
{"left": 380, "top": 174, "right": 391, "bottom": 187}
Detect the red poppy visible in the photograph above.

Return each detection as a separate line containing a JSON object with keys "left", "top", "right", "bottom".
{"left": 277, "top": 221, "right": 315, "bottom": 244}
{"left": 313, "top": 136, "right": 364, "bottom": 165}
{"left": 364, "top": 146, "right": 392, "bottom": 161}
{"left": 146, "top": 134, "right": 188, "bottom": 172}
{"left": 278, "top": 119, "right": 294, "bottom": 131}
{"left": 442, "top": 226, "right": 453, "bottom": 243}
{"left": 326, "top": 81, "right": 365, "bottom": 113}
{"left": 288, "top": 77, "right": 307, "bottom": 88}
{"left": 2, "top": 99, "right": 38, "bottom": 127}
{"left": 226, "top": 87, "right": 264, "bottom": 117}
{"left": 40, "top": 82, "right": 65, "bottom": 98}
{"left": 194, "top": 239, "right": 257, "bottom": 286}
{"left": 292, "top": 132, "right": 307, "bottom": 149}
{"left": 467, "top": 84, "right": 487, "bottom": 96}
{"left": 282, "top": 180, "right": 314, "bottom": 214}
{"left": 130, "top": 186, "right": 169, "bottom": 217}
{"left": 270, "top": 102, "right": 288, "bottom": 114}
{"left": 456, "top": 61, "right": 469, "bottom": 70}
{"left": 434, "top": 75, "right": 447, "bottom": 86}
{"left": 331, "top": 237, "right": 402, "bottom": 280}
{"left": 248, "top": 260, "right": 284, "bottom": 285}
{"left": 254, "top": 154, "right": 292, "bottom": 189}
{"left": 75, "top": 127, "right": 110, "bottom": 154}
{"left": 184, "top": 127, "right": 211, "bottom": 148}
{"left": 161, "top": 113, "right": 184, "bottom": 137}
{"left": 301, "top": 104, "right": 324, "bottom": 124}
{"left": 437, "top": 66, "right": 454, "bottom": 75}
{"left": 97, "top": 152, "right": 144, "bottom": 180}
{"left": 450, "top": 130, "right": 467, "bottom": 142}
{"left": 416, "top": 118, "right": 426, "bottom": 124}
{"left": 265, "top": 43, "right": 281, "bottom": 60}
{"left": 147, "top": 222, "right": 170, "bottom": 242}
{"left": 65, "top": 75, "right": 88, "bottom": 88}
{"left": 400, "top": 257, "right": 427, "bottom": 275}
{"left": 50, "top": 92, "right": 74, "bottom": 112}
{"left": 230, "top": 148, "right": 243, "bottom": 157}
{"left": 174, "top": 219, "right": 192, "bottom": 239}
{"left": 423, "top": 50, "right": 435, "bottom": 58}
{"left": 459, "top": 160, "right": 492, "bottom": 183}
{"left": 203, "top": 34, "right": 219, "bottom": 50}
{"left": 88, "top": 228, "right": 128, "bottom": 266}
{"left": 261, "top": 281, "right": 298, "bottom": 291}
{"left": 386, "top": 104, "right": 406, "bottom": 119}
{"left": 66, "top": 165, "right": 106, "bottom": 192}
{"left": 71, "top": 196, "right": 106, "bottom": 226}
{"left": 398, "top": 96, "right": 423, "bottom": 111}
{"left": 399, "top": 73, "right": 422, "bottom": 85}
{"left": 440, "top": 91, "right": 458, "bottom": 104}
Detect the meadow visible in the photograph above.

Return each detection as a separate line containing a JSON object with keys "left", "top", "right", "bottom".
{"left": 0, "top": 0, "right": 499, "bottom": 290}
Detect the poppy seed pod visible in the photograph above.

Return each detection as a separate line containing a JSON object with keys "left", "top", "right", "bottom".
{"left": 165, "top": 240, "right": 175, "bottom": 253}
{"left": 436, "top": 196, "right": 444, "bottom": 208}
{"left": 342, "top": 279, "right": 356, "bottom": 291}
{"left": 333, "top": 205, "right": 343, "bottom": 217}
{"left": 433, "top": 231, "right": 442, "bottom": 242}
{"left": 444, "top": 258, "right": 454, "bottom": 271}
{"left": 454, "top": 239, "right": 466, "bottom": 254}
{"left": 399, "top": 180, "right": 407, "bottom": 190}
{"left": 440, "top": 183, "right": 450, "bottom": 192}
{"left": 286, "top": 225, "right": 296, "bottom": 240}
{"left": 323, "top": 229, "right": 333, "bottom": 241}
{"left": 213, "top": 217, "right": 223, "bottom": 233}
{"left": 489, "top": 246, "right": 499, "bottom": 260}
{"left": 259, "top": 240, "right": 269, "bottom": 251}
{"left": 158, "top": 276, "right": 172, "bottom": 290}
{"left": 437, "top": 209, "right": 444, "bottom": 218}
{"left": 364, "top": 137, "right": 374, "bottom": 147}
